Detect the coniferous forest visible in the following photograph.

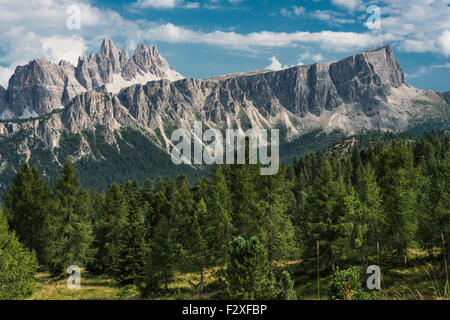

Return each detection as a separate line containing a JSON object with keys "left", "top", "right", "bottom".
{"left": 1, "top": 131, "right": 449, "bottom": 300}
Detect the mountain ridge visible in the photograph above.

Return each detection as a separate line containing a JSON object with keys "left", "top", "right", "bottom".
{"left": 0, "top": 39, "right": 183, "bottom": 119}
{"left": 0, "top": 42, "right": 448, "bottom": 192}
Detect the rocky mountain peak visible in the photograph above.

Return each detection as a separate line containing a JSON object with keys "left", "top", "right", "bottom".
{"left": 0, "top": 39, "right": 183, "bottom": 119}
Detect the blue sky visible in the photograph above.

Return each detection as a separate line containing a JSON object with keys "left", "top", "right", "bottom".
{"left": 0, "top": 0, "right": 449, "bottom": 91}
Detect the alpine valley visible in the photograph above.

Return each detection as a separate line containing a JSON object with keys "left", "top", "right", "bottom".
{"left": 0, "top": 39, "right": 448, "bottom": 192}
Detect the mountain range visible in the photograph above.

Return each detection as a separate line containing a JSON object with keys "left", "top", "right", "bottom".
{"left": 0, "top": 39, "right": 448, "bottom": 192}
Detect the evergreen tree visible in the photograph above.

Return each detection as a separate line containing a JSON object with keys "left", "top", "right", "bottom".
{"left": 418, "top": 151, "right": 450, "bottom": 261}
{"left": 93, "top": 183, "right": 127, "bottom": 273}
{"left": 258, "top": 164, "right": 296, "bottom": 264}
{"left": 143, "top": 215, "right": 177, "bottom": 293}
{"left": 377, "top": 142, "right": 419, "bottom": 257}
{"left": 145, "top": 191, "right": 171, "bottom": 240}
{"left": 225, "top": 236, "right": 273, "bottom": 300}
{"left": 204, "top": 166, "right": 233, "bottom": 266}
{"left": 0, "top": 210, "right": 38, "bottom": 299}
{"left": 3, "top": 162, "right": 53, "bottom": 263}
{"left": 224, "top": 164, "right": 261, "bottom": 238}
{"left": 307, "top": 158, "right": 351, "bottom": 271}
{"left": 114, "top": 197, "right": 148, "bottom": 284}
{"left": 350, "top": 164, "right": 383, "bottom": 266}
{"left": 45, "top": 159, "right": 94, "bottom": 275}
{"left": 172, "top": 175, "right": 195, "bottom": 246}
{"left": 184, "top": 198, "right": 215, "bottom": 295}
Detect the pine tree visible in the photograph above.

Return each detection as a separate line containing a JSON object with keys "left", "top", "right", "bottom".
{"left": 225, "top": 236, "right": 273, "bottom": 300}
{"left": 143, "top": 215, "right": 177, "bottom": 293}
{"left": 172, "top": 175, "right": 195, "bottom": 246}
{"left": 350, "top": 164, "right": 383, "bottom": 266}
{"left": 3, "top": 162, "right": 53, "bottom": 264}
{"left": 258, "top": 164, "right": 296, "bottom": 264}
{"left": 204, "top": 166, "right": 233, "bottom": 266}
{"left": 93, "top": 183, "right": 127, "bottom": 273}
{"left": 377, "top": 142, "right": 419, "bottom": 258}
{"left": 0, "top": 210, "right": 38, "bottom": 299}
{"left": 145, "top": 191, "right": 171, "bottom": 240}
{"left": 307, "top": 158, "right": 351, "bottom": 271}
{"left": 184, "top": 198, "right": 212, "bottom": 295}
{"left": 114, "top": 197, "right": 148, "bottom": 285}
{"left": 224, "top": 164, "right": 261, "bottom": 239}
{"left": 46, "top": 159, "right": 94, "bottom": 275}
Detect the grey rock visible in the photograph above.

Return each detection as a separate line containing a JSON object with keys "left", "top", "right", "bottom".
{"left": 2, "top": 39, "right": 183, "bottom": 119}
{"left": 0, "top": 44, "right": 447, "bottom": 165}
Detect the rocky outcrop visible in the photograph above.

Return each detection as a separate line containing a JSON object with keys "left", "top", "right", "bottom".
{"left": 2, "top": 39, "right": 183, "bottom": 119}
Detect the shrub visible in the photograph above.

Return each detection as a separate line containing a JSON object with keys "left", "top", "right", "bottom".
{"left": 327, "top": 266, "right": 369, "bottom": 300}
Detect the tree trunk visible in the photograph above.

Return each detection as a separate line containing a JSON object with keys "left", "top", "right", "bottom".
{"left": 199, "top": 268, "right": 204, "bottom": 295}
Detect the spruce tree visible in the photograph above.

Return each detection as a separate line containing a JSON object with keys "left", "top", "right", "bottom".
{"left": 114, "top": 197, "right": 148, "bottom": 285}
{"left": 184, "top": 198, "right": 212, "bottom": 295}
{"left": 204, "top": 166, "right": 233, "bottom": 266}
{"left": 307, "top": 158, "right": 351, "bottom": 271}
{"left": 144, "top": 215, "right": 177, "bottom": 293}
{"left": 93, "top": 183, "right": 127, "bottom": 273}
{"left": 351, "top": 164, "right": 383, "bottom": 266}
{"left": 46, "top": 159, "right": 94, "bottom": 275}
{"left": 3, "top": 162, "right": 53, "bottom": 263}
{"left": 258, "top": 164, "right": 296, "bottom": 264}
{"left": 377, "top": 142, "right": 419, "bottom": 258}
{"left": 225, "top": 236, "right": 273, "bottom": 300}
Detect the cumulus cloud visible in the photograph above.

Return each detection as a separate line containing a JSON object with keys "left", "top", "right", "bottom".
{"left": 40, "top": 36, "right": 86, "bottom": 65}
{"left": 266, "top": 56, "right": 288, "bottom": 71}
{"left": 138, "top": 23, "right": 400, "bottom": 51}
{"left": 375, "top": 0, "right": 450, "bottom": 56}
{"left": 0, "top": 0, "right": 448, "bottom": 88}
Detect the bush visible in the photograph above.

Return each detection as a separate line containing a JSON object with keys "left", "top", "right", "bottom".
{"left": 0, "top": 210, "right": 38, "bottom": 299}
{"left": 327, "top": 266, "right": 369, "bottom": 300}
{"left": 274, "top": 271, "right": 297, "bottom": 300}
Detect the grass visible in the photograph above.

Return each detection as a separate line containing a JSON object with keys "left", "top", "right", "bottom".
{"left": 30, "top": 271, "right": 122, "bottom": 300}
{"left": 30, "top": 248, "right": 449, "bottom": 300}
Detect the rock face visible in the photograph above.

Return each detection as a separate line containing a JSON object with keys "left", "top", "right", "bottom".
{"left": 0, "top": 39, "right": 183, "bottom": 119}
{"left": 0, "top": 44, "right": 448, "bottom": 170}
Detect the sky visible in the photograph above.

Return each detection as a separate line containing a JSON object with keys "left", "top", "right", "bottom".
{"left": 0, "top": 0, "right": 449, "bottom": 91}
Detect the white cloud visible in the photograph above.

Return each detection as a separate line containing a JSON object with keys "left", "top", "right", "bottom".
{"left": 437, "top": 30, "right": 450, "bottom": 56}
{"left": 280, "top": 6, "right": 305, "bottom": 18}
{"left": 293, "top": 6, "right": 306, "bottom": 16}
{"left": 40, "top": 36, "right": 86, "bottom": 65}
{"left": 0, "top": 0, "right": 448, "bottom": 90}
{"left": 297, "top": 50, "right": 325, "bottom": 65}
{"left": 331, "top": 0, "right": 362, "bottom": 12}
{"left": 139, "top": 23, "right": 400, "bottom": 52}
{"left": 0, "top": 66, "right": 14, "bottom": 88}
{"left": 311, "top": 10, "right": 355, "bottom": 25}
{"left": 375, "top": 0, "right": 450, "bottom": 56}
{"left": 135, "top": 0, "right": 180, "bottom": 9}
{"left": 266, "top": 56, "right": 287, "bottom": 71}
{"left": 407, "top": 62, "right": 450, "bottom": 79}
{"left": 312, "top": 53, "right": 324, "bottom": 62}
